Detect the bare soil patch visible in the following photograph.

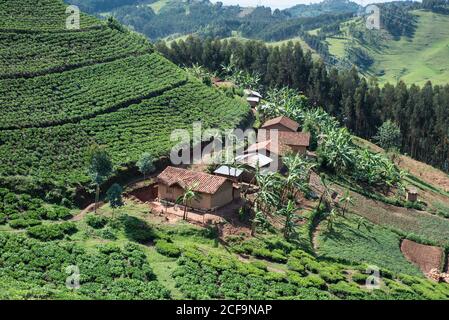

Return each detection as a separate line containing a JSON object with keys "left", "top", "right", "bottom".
{"left": 401, "top": 239, "right": 444, "bottom": 275}
{"left": 71, "top": 201, "right": 104, "bottom": 221}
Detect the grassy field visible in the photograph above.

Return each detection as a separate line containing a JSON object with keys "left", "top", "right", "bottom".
{"left": 148, "top": 0, "right": 170, "bottom": 14}
{"left": 326, "top": 10, "right": 449, "bottom": 86}
{"left": 317, "top": 214, "right": 423, "bottom": 276}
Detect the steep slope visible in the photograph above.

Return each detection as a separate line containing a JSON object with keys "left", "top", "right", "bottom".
{"left": 326, "top": 10, "right": 449, "bottom": 86}
{"left": 0, "top": 0, "right": 249, "bottom": 201}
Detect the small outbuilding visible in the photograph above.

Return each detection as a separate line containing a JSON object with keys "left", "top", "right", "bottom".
{"left": 247, "top": 96, "right": 260, "bottom": 108}
{"left": 407, "top": 188, "right": 419, "bottom": 202}
{"left": 157, "top": 166, "right": 234, "bottom": 212}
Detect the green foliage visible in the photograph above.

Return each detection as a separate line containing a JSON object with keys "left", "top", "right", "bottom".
{"left": 317, "top": 214, "right": 422, "bottom": 276}
{"left": 9, "top": 219, "right": 41, "bottom": 229}
{"left": 86, "top": 214, "right": 108, "bottom": 229}
{"left": 88, "top": 145, "right": 113, "bottom": 185}
{"left": 374, "top": 120, "right": 402, "bottom": 151}
{"left": 136, "top": 153, "right": 156, "bottom": 178}
{"left": 0, "top": 233, "right": 170, "bottom": 299}
{"left": 155, "top": 240, "right": 181, "bottom": 258}
{"left": 106, "top": 183, "right": 124, "bottom": 211}
{"left": 26, "top": 222, "right": 77, "bottom": 241}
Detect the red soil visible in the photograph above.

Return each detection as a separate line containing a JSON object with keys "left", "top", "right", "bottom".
{"left": 401, "top": 239, "right": 444, "bottom": 275}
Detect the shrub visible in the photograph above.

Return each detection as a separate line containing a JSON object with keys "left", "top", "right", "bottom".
{"left": 86, "top": 214, "right": 108, "bottom": 229}
{"left": 155, "top": 240, "right": 181, "bottom": 258}
{"left": 9, "top": 218, "right": 41, "bottom": 229}
{"left": 100, "top": 227, "right": 117, "bottom": 240}
{"left": 0, "top": 213, "right": 6, "bottom": 225}
{"left": 351, "top": 271, "right": 369, "bottom": 284}
{"left": 328, "top": 281, "right": 365, "bottom": 299}
{"left": 250, "top": 261, "right": 268, "bottom": 271}
{"left": 27, "top": 222, "right": 77, "bottom": 241}
{"left": 52, "top": 206, "right": 72, "bottom": 220}
{"left": 287, "top": 257, "right": 306, "bottom": 274}
{"left": 318, "top": 267, "right": 345, "bottom": 283}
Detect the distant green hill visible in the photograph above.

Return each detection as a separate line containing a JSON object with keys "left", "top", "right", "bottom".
{"left": 326, "top": 10, "right": 449, "bottom": 86}
{"left": 0, "top": 0, "right": 248, "bottom": 202}
{"left": 285, "top": 0, "right": 360, "bottom": 17}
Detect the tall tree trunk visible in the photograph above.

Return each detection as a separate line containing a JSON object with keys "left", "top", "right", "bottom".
{"left": 95, "top": 184, "right": 100, "bottom": 214}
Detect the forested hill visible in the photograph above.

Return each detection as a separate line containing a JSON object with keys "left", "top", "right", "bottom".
{"left": 0, "top": 0, "right": 249, "bottom": 204}
{"left": 156, "top": 36, "right": 449, "bottom": 173}
{"left": 285, "top": 0, "right": 360, "bottom": 17}
{"left": 65, "top": 0, "right": 357, "bottom": 41}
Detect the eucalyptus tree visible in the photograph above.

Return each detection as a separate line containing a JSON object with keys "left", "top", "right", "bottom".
{"left": 106, "top": 183, "right": 124, "bottom": 218}
{"left": 136, "top": 152, "right": 156, "bottom": 180}
{"left": 87, "top": 145, "right": 113, "bottom": 213}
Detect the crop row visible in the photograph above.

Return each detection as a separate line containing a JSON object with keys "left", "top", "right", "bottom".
{"left": 0, "top": 28, "right": 152, "bottom": 79}
{"left": 0, "top": 79, "right": 250, "bottom": 196}
{"left": 0, "top": 53, "right": 187, "bottom": 129}
{"left": 0, "top": 0, "right": 100, "bottom": 31}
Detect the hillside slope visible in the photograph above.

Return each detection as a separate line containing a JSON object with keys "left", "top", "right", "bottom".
{"left": 326, "top": 10, "right": 449, "bottom": 86}
{"left": 0, "top": 0, "right": 249, "bottom": 203}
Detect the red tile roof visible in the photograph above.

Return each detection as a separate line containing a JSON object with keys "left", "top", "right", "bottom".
{"left": 157, "top": 167, "right": 229, "bottom": 194}
{"left": 261, "top": 116, "right": 299, "bottom": 132}
{"left": 277, "top": 131, "right": 311, "bottom": 147}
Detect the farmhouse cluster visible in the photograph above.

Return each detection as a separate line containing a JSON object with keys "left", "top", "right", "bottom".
{"left": 154, "top": 108, "right": 311, "bottom": 215}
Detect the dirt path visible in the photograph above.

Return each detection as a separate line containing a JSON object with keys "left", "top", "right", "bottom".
{"left": 70, "top": 202, "right": 104, "bottom": 221}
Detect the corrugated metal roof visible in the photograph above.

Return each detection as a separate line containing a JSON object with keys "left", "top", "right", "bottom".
{"left": 214, "top": 166, "right": 243, "bottom": 177}
{"left": 244, "top": 89, "right": 263, "bottom": 98}
{"left": 158, "top": 166, "right": 229, "bottom": 194}
{"left": 235, "top": 153, "right": 273, "bottom": 168}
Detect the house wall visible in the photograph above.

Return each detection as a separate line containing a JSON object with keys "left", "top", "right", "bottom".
{"left": 263, "top": 124, "right": 295, "bottom": 132}
{"left": 158, "top": 183, "right": 213, "bottom": 209}
{"left": 210, "top": 181, "right": 234, "bottom": 209}
{"left": 289, "top": 145, "right": 307, "bottom": 155}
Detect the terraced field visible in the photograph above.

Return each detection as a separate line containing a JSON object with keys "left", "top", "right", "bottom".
{"left": 0, "top": 0, "right": 249, "bottom": 200}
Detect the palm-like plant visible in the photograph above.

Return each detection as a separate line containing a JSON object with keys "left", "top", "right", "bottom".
{"left": 326, "top": 209, "right": 338, "bottom": 232}
{"left": 277, "top": 200, "right": 297, "bottom": 240}
{"left": 282, "top": 153, "right": 316, "bottom": 202}
{"left": 338, "top": 190, "right": 354, "bottom": 217}
{"left": 176, "top": 183, "right": 200, "bottom": 221}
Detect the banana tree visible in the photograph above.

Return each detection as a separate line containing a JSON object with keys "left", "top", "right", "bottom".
{"left": 176, "top": 183, "right": 200, "bottom": 221}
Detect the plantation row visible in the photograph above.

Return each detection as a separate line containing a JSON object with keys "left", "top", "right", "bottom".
{"left": 0, "top": 233, "right": 170, "bottom": 299}
{"left": 0, "top": 79, "right": 249, "bottom": 200}
{"left": 0, "top": 0, "right": 101, "bottom": 32}
{"left": 0, "top": 54, "right": 187, "bottom": 129}
{"left": 174, "top": 238, "right": 449, "bottom": 300}
{"left": 0, "top": 28, "right": 152, "bottom": 79}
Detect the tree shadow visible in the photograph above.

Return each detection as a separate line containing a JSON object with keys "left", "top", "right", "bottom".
{"left": 118, "top": 215, "right": 156, "bottom": 244}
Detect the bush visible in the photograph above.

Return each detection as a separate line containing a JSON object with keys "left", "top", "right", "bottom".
{"left": 100, "top": 227, "right": 117, "bottom": 240}
{"left": 155, "top": 240, "right": 181, "bottom": 258}
{"left": 318, "top": 267, "right": 345, "bottom": 283}
{"left": 351, "top": 271, "right": 369, "bottom": 284}
{"left": 86, "top": 214, "right": 108, "bottom": 229}
{"left": 27, "top": 222, "right": 77, "bottom": 241}
{"left": 9, "top": 218, "right": 41, "bottom": 229}
{"left": 287, "top": 257, "right": 306, "bottom": 274}
{"left": 51, "top": 206, "right": 72, "bottom": 220}
{"left": 328, "top": 281, "right": 365, "bottom": 299}
{"left": 0, "top": 213, "right": 6, "bottom": 225}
